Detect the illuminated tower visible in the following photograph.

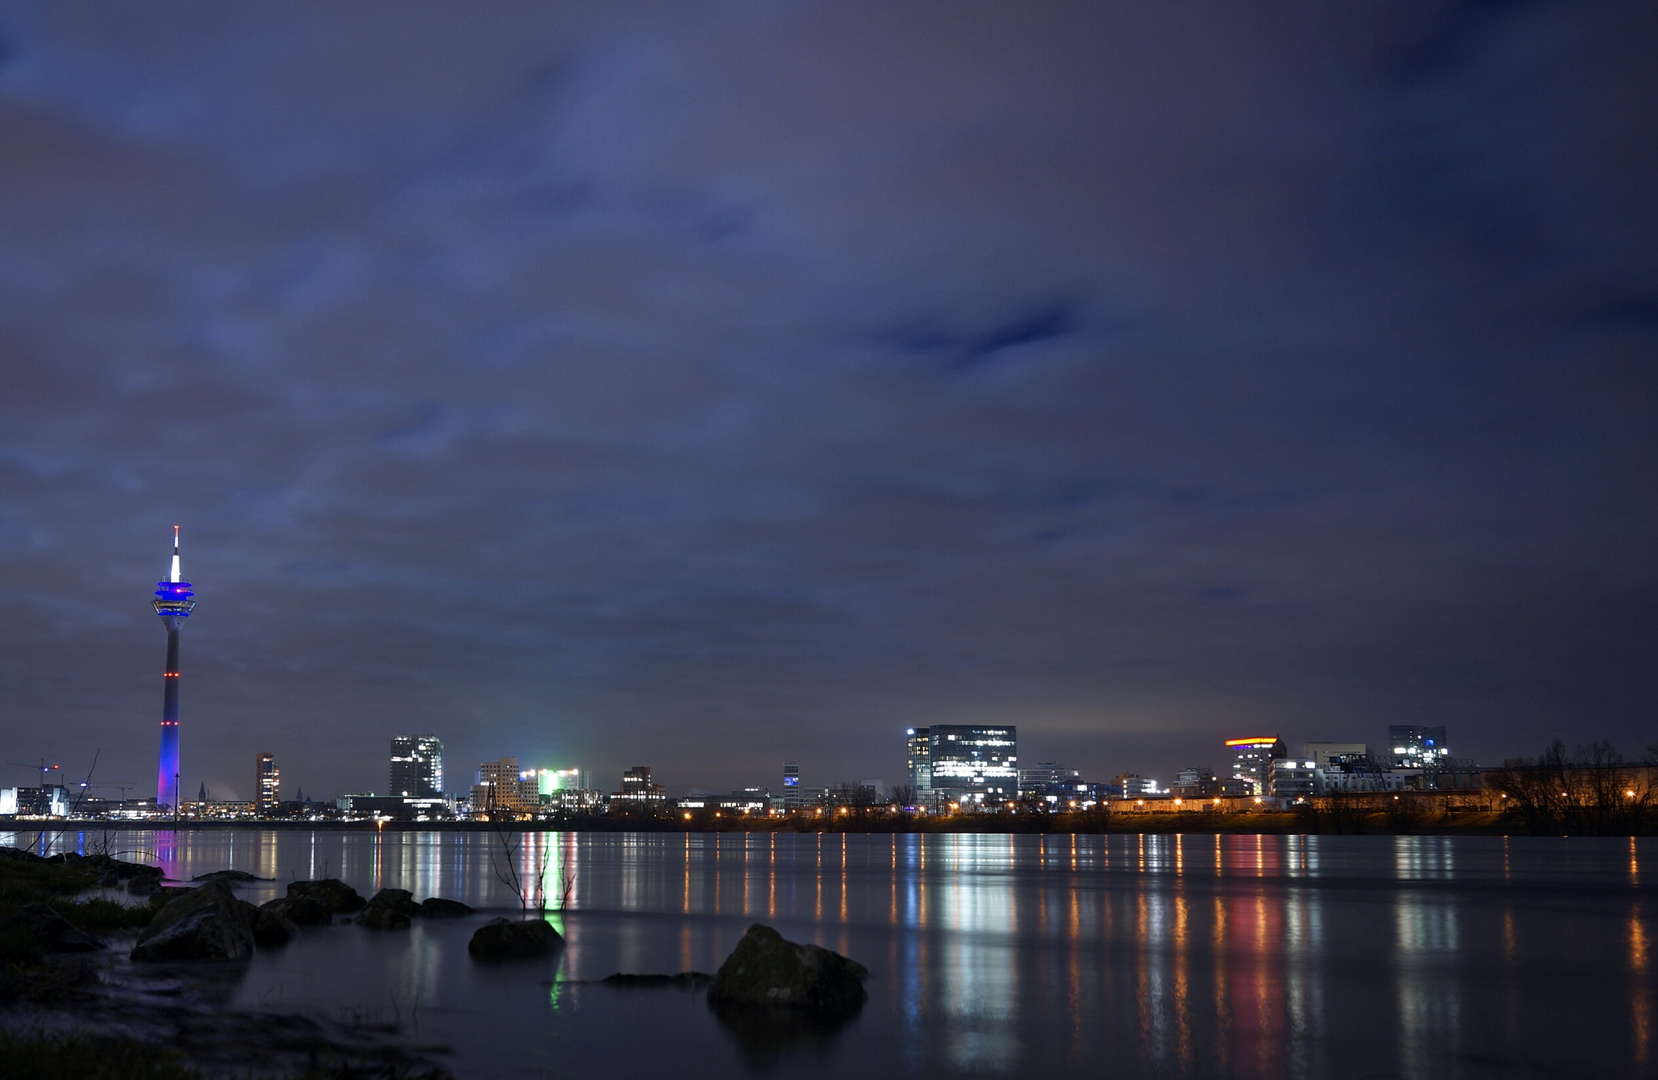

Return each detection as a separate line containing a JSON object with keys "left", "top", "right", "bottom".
{"left": 152, "top": 527, "right": 195, "bottom": 809}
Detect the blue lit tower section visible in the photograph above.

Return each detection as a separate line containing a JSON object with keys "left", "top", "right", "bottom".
{"left": 152, "top": 527, "right": 195, "bottom": 809}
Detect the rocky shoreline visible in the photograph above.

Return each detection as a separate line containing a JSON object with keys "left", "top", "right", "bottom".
{"left": 2, "top": 848, "right": 875, "bottom": 1077}
{"left": 0, "top": 849, "right": 458, "bottom": 1079}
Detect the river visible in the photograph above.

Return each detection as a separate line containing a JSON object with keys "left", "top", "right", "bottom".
{"left": 5, "top": 829, "right": 1651, "bottom": 1078}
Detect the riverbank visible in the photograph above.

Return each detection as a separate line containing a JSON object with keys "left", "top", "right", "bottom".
{"left": 10, "top": 808, "right": 1633, "bottom": 835}
{"left": 0, "top": 851, "right": 451, "bottom": 1079}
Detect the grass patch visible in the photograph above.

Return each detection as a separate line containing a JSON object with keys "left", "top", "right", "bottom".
{"left": 0, "top": 1030, "right": 200, "bottom": 1080}
{"left": 0, "top": 857, "right": 102, "bottom": 918}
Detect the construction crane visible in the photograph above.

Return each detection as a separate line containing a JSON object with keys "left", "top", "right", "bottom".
{"left": 6, "top": 760, "right": 62, "bottom": 783}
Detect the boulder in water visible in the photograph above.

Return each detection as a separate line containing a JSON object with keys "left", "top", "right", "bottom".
{"left": 707, "top": 924, "right": 867, "bottom": 1012}
{"left": 357, "top": 888, "right": 419, "bottom": 930}
{"left": 467, "top": 918, "right": 561, "bottom": 961}
{"left": 286, "top": 878, "right": 366, "bottom": 913}
{"left": 131, "top": 881, "right": 256, "bottom": 962}
{"left": 260, "top": 895, "right": 332, "bottom": 927}
{"left": 417, "top": 896, "right": 474, "bottom": 918}
{"left": 251, "top": 906, "right": 298, "bottom": 947}
{"left": 192, "top": 869, "right": 264, "bottom": 883}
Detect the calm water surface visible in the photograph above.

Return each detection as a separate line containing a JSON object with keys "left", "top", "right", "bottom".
{"left": 5, "top": 829, "right": 1652, "bottom": 1079}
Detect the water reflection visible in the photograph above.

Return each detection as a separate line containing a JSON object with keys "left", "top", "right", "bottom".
{"left": 3, "top": 830, "right": 1653, "bottom": 1079}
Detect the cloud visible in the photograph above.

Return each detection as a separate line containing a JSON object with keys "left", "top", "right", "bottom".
{"left": 0, "top": 1, "right": 1653, "bottom": 799}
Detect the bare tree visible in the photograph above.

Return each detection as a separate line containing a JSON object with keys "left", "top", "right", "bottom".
{"left": 489, "top": 821, "right": 548, "bottom": 920}
{"left": 1489, "top": 740, "right": 1653, "bottom": 835}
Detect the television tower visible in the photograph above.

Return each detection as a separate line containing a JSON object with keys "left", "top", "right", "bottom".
{"left": 152, "top": 526, "right": 195, "bottom": 809}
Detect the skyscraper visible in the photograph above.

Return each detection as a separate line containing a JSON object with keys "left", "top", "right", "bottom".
{"left": 255, "top": 753, "right": 280, "bottom": 815}
{"left": 152, "top": 527, "right": 195, "bottom": 810}
{"left": 390, "top": 735, "right": 445, "bottom": 798}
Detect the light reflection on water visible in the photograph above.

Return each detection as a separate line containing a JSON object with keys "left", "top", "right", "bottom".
{"left": 3, "top": 828, "right": 1654, "bottom": 1079}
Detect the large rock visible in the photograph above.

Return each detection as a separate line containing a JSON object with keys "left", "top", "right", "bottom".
{"left": 286, "top": 878, "right": 366, "bottom": 913}
{"left": 707, "top": 925, "right": 867, "bottom": 1012}
{"left": 193, "top": 869, "right": 264, "bottom": 883}
{"left": 131, "top": 881, "right": 256, "bottom": 962}
{"left": 251, "top": 906, "right": 298, "bottom": 947}
{"left": 357, "top": 888, "right": 419, "bottom": 930}
{"left": 260, "top": 895, "right": 332, "bottom": 927}
{"left": 467, "top": 918, "right": 562, "bottom": 961}
{"left": 2, "top": 903, "right": 103, "bottom": 953}
{"left": 87, "top": 854, "right": 164, "bottom": 881}
{"left": 417, "top": 897, "right": 474, "bottom": 918}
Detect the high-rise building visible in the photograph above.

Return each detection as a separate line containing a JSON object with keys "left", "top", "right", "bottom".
{"left": 471, "top": 757, "right": 540, "bottom": 815}
{"left": 615, "top": 765, "right": 666, "bottom": 805}
{"left": 782, "top": 761, "right": 802, "bottom": 810}
{"left": 390, "top": 735, "right": 445, "bottom": 798}
{"left": 927, "top": 725, "right": 1017, "bottom": 805}
{"left": 152, "top": 527, "right": 196, "bottom": 810}
{"left": 255, "top": 753, "right": 280, "bottom": 815}
{"left": 1227, "top": 737, "right": 1286, "bottom": 795}
{"left": 905, "top": 730, "right": 932, "bottom": 801}
{"left": 1388, "top": 725, "right": 1449, "bottom": 769}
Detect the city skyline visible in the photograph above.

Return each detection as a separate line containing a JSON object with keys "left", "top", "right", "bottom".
{"left": 0, "top": 6, "right": 1653, "bottom": 801}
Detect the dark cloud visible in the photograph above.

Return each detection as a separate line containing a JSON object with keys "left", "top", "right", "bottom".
{"left": 0, "top": 1, "right": 1653, "bottom": 801}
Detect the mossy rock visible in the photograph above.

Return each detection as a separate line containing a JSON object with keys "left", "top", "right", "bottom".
{"left": 285, "top": 878, "right": 366, "bottom": 913}
{"left": 259, "top": 895, "right": 332, "bottom": 926}
{"left": 131, "top": 881, "right": 255, "bottom": 963}
{"left": 467, "top": 918, "right": 561, "bottom": 961}
{"left": 707, "top": 924, "right": 867, "bottom": 1013}
{"left": 417, "top": 896, "right": 474, "bottom": 918}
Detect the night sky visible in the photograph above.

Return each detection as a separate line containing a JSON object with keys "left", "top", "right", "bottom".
{"left": 0, "top": 3, "right": 1654, "bottom": 803}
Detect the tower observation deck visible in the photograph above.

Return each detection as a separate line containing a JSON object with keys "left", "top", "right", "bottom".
{"left": 153, "top": 526, "right": 195, "bottom": 809}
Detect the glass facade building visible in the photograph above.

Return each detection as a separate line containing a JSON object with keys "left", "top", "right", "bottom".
{"left": 390, "top": 735, "right": 444, "bottom": 798}
{"left": 905, "top": 730, "right": 932, "bottom": 801}
{"left": 926, "top": 725, "right": 1018, "bottom": 805}
{"left": 1388, "top": 725, "right": 1449, "bottom": 768}
{"left": 255, "top": 752, "right": 280, "bottom": 814}
{"left": 1227, "top": 736, "right": 1286, "bottom": 795}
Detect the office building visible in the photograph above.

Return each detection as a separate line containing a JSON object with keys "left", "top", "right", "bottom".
{"left": 1306, "top": 742, "right": 1368, "bottom": 770}
{"left": 390, "top": 735, "right": 444, "bottom": 798}
{"left": 1388, "top": 726, "right": 1449, "bottom": 769}
{"left": 906, "top": 729, "right": 933, "bottom": 801}
{"left": 1114, "top": 774, "right": 1162, "bottom": 798}
{"left": 151, "top": 527, "right": 196, "bottom": 809}
{"left": 471, "top": 757, "right": 541, "bottom": 815}
{"left": 614, "top": 765, "right": 666, "bottom": 805}
{"left": 783, "top": 761, "right": 803, "bottom": 810}
{"left": 1172, "top": 766, "right": 1225, "bottom": 798}
{"left": 533, "top": 768, "right": 590, "bottom": 796}
{"left": 928, "top": 725, "right": 1018, "bottom": 805}
{"left": 1270, "top": 759, "right": 1321, "bottom": 798}
{"left": 1019, "top": 762, "right": 1082, "bottom": 796}
{"left": 1227, "top": 737, "right": 1286, "bottom": 795}
{"left": 255, "top": 753, "right": 280, "bottom": 815}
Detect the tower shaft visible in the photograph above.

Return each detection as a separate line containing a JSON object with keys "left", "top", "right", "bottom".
{"left": 157, "top": 620, "right": 181, "bottom": 808}
{"left": 152, "top": 527, "right": 195, "bottom": 811}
